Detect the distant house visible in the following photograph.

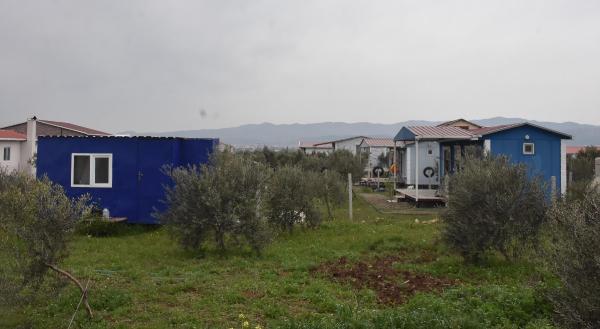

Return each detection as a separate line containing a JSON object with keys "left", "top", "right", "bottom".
{"left": 359, "top": 138, "right": 395, "bottom": 177}
{"left": 3, "top": 117, "right": 111, "bottom": 137}
{"left": 2, "top": 117, "right": 111, "bottom": 174}
{"left": 393, "top": 121, "right": 572, "bottom": 200}
{"left": 0, "top": 130, "right": 28, "bottom": 172}
{"left": 36, "top": 136, "right": 218, "bottom": 224}
{"left": 313, "top": 136, "right": 367, "bottom": 155}
{"left": 436, "top": 118, "right": 482, "bottom": 131}
{"left": 566, "top": 145, "right": 600, "bottom": 158}
{"left": 299, "top": 141, "right": 333, "bottom": 155}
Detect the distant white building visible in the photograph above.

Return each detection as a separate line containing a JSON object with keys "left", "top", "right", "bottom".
{"left": 0, "top": 129, "right": 28, "bottom": 173}
{"left": 299, "top": 141, "right": 333, "bottom": 155}
{"left": 359, "top": 138, "right": 395, "bottom": 178}
{"left": 312, "top": 136, "right": 367, "bottom": 155}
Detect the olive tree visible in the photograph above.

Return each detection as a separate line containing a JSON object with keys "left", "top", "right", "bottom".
{"left": 543, "top": 190, "right": 600, "bottom": 329}
{"left": 267, "top": 165, "right": 322, "bottom": 232}
{"left": 0, "top": 169, "right": 92, "bottom": 317}
{"left": 442, "top": 154, "right": 548, "bottom": 264}
{"left": 157, "top": 151, "right": 272, "bottom": 254}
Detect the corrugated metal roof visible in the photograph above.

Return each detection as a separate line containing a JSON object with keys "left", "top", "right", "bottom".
{"left": 38, "top": 120, "right": 112, "bottom": 136}
{"left": 407, "top": 126, "right": 475, "bottom": 140}
{"left": 299, "top": 141, "right": 333, "bottom": 148}
{"left": 471, "top": 123, "right": 572, "bottom": 139}
{"left": 314, "top": 136, "right": 368, "bottom": 146}
{"left": 0, "top": 129, "right": 26, "bottom": 140}
{"left": 37, "top": 135, "right": 218, "bottom": 141}
{"left": 360, "top": 138, "right": 395, "bottom": 147}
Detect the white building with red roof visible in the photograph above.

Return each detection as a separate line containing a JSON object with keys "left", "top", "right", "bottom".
{"left": 0, "top": 129, "right": 27, "bottom": 172}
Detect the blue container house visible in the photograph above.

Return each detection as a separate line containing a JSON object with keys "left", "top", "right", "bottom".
{"left": 36, "top": 136, "right": 219, "bottom": 224}
{"left": 393, "top": 122, "right": 572, "bottom": 202}
{"left": 438, "top": 123, "right": 572, "bottom": 195}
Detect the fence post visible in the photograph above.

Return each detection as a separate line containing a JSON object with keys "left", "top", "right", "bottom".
{"left": 595, "top": 158, "right": 600, "bottom": 178}
{"left": 348, "top": 173, "right": 353, "bottom": 221}
{"left": 551, "top": 176, "right": 557, "bottom": 200}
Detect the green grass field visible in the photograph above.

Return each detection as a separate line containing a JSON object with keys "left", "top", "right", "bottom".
{"left": 1, "top": 194, "right": 556, "bottom": 329}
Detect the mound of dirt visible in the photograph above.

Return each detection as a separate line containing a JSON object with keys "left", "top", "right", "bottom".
{"left": 311, "top": 255, "right": 457, "bottom": 305}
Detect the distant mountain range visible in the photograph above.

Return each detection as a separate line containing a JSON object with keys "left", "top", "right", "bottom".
{"left": 122, "top": 117, "right": 600, "bottom": 148}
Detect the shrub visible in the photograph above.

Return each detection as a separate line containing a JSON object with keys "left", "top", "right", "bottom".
{"left": 314, "top": 169, "right": 346, "bottom": 220}
{"left": 267, "top": 166, "right": 322, "bottom": 232}
{"left": 442, "top": 154, "right": 548, "bottom": 264}
{"left": 543, "top": 190, "right": 600, "bottom": 329}
{"left": 0, "top": 169, "right": 92, "bottom": 316}
{"left": 157, "top": 151, "right": 273, "bottom": 255}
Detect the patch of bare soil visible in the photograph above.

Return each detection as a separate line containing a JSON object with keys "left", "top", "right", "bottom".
{"left": 311, "top": 255, "right": 457, "bottom": 305}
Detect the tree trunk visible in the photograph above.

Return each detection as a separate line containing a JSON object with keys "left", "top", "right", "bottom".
{"left": 45, "top": 263, "right": 93, "bottom": 319}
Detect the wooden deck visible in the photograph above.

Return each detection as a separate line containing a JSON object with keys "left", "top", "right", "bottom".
{"left": 395, "top": 188, "right": 446, "bottom": 204}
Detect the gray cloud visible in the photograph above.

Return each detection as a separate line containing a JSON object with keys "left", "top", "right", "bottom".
{"left": 1, "top": 0, "right": 599, "bottom": 133}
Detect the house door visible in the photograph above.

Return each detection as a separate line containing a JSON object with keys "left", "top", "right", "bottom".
{"left": 136, "top": 139, "right": 175, "bottom": 224}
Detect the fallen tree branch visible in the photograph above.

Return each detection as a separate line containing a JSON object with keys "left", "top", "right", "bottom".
{"left": 67, "top": 278, "right": 90, "bottom": 329}
{"left": 45, "top": 263, "right": 93, "bottom": 318}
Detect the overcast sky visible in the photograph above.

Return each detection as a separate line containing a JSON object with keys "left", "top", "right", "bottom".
{"left": 1, "top": 0, "right": 599, "bottom": 133}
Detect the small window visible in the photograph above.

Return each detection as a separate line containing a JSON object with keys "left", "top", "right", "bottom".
{"left": 523, "top": 143, "right": 535, "bottom": 155}
{"left": 3, "top": 147, "right": 10, "bottom": 161}
{"left": 71, "top": 154, "right": 112, "bottom": 187}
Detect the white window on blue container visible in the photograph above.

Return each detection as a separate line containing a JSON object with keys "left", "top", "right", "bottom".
{"left": 71, "top": 153, "right": 112, "bottom": 188}
{"left": 3, "top": 147, "right": 10, "bottom": 161}
{"left": 523, "top": 143, "right": 535, "bottom": 155}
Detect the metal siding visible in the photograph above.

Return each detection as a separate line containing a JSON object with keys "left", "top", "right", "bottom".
{"left": 37, "top": 137, "right": 140, "bottom": 221}
{"left": 487, "top": 125, "right": 562, "bottom": 193}
{"left": 37, "top": 136, "right": 217, "bottom": 224}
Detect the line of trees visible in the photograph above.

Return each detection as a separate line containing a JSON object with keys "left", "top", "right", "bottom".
{"left": 155, "top": 149, "right": 363, "bottom": 255}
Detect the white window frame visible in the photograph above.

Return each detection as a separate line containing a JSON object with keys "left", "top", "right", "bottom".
{"left": 3, "top": 147, "right": 10, "bottom": 161}
{"left": 523, "top": 143, "right": 535, "bottom": 155}
{"left": 71, "top": 153, "right": 113, "bottom": 188}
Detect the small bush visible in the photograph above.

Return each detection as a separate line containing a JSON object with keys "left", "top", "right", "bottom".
{"left": 157, "top": 151, "right": 273, "bottom": 255}
{"left": 543, "top": 190, "right": 600, "bottom": 329}
{"left": 442, "top": 154, "right": 548, "bottom": 264}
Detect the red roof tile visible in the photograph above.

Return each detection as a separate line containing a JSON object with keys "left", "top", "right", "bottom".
{"left": 567, "top": 146, "right": 600, "bottom": 155}
{"left": 0, "top": 129, "right": 26, "bottom": 140}
{"left": 39, "top": 120, "right": 111, "bottom": 136}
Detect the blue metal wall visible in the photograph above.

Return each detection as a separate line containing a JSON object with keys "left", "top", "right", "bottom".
{"left": 37, "top": 136, "right": 218, "bottom": 224}
{"left": 485, "top": 125, "right": 563, "bottom": 192}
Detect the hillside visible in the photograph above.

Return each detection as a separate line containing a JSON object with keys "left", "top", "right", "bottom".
{"left": 123, "top": 117, "right": 600, "bottom": 148}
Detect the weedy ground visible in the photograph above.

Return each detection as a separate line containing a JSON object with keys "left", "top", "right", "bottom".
{"left": 1, "top": 193, "right": 556, "bottom": 329}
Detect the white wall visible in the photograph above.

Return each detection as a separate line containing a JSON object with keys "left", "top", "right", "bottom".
{"left": 303, "top": 147, "right": 332, "bottom": 155}
{"left": 404, "top": 141, "right": 440, "bottom": 186}
{"left": 362, "top": 146, "right": 390, "bottom": 177}
{"left": 0, "top": 141, "right": 23, "bottom": 172}
{"left": 335, "top": 138, "right": 365, "bottom": 155}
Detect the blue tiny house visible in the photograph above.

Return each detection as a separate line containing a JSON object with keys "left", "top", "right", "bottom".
{"left": 439, "top": 123, "right": 571, "bottom": 195}
{"left": 36, "top": 136, "right": 219, "bottom": 224}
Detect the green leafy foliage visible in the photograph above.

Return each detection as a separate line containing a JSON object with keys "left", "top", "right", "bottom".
{"left": 267, "top": 165, "right": 322, "bottom": 232}
{"left": 442, "top": 154, "right": 548, "bottom": 263}
{"left": 0, "top": 169, "right": 90, "bottom": 305}
{"left": 543, "top": 190, "right": 600, "bottom": 329}
{"left": 156, "top": 151, "right": 272, "bottom": 254}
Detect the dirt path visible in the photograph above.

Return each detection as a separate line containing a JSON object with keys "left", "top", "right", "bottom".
{"left": 357, "top": 191, "right": 442, "bottom": 215}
